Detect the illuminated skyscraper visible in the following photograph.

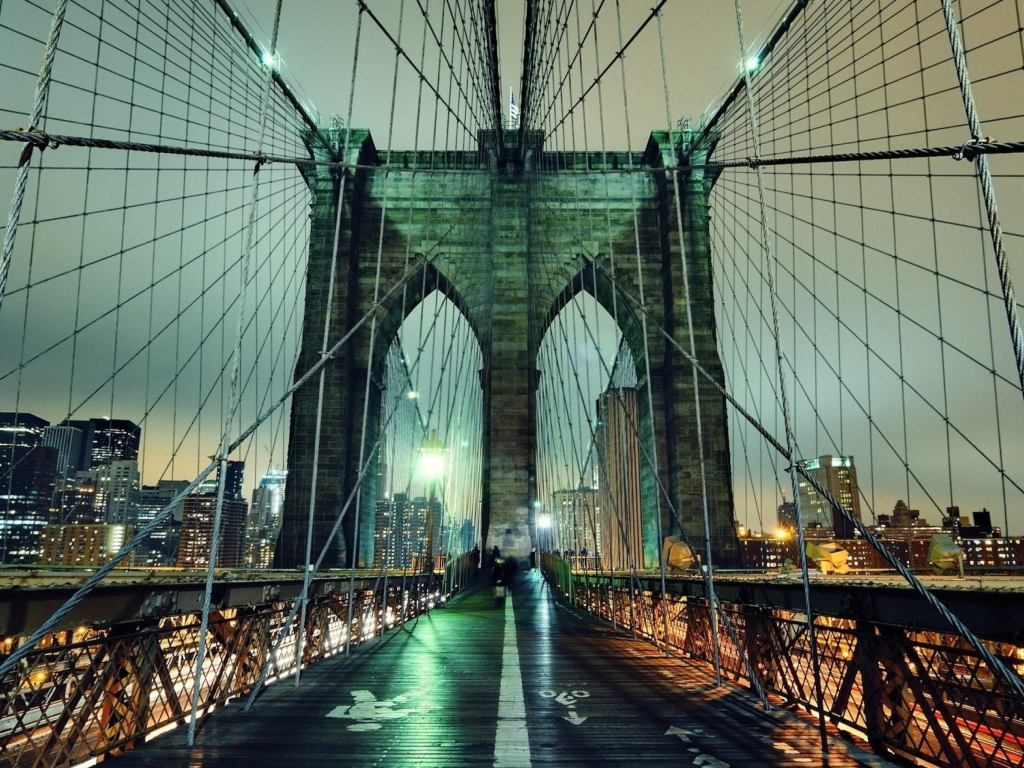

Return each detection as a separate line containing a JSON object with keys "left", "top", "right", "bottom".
{"left": 374, "top": 497, "right": 399, "bottom": 568}
{"left": 137, "top": 480, "right": 189, "bottom": 566}
{"left": 177, "top": 494, "right": 247, "bottom": 569}
{"left": 795, "top": 455, "right": 863, "bottom": 537}
{"left": 197, "top": 460, "right": 246, "bottom": 500}
{"left": 103, "top": 460, "right": 141, "bottom": 525}
{"left": 373, "top": 493, "right": 441, "bottom": 569}
{"left": 41, "top": 424, "right": 85, "bottom": 495}
{"left": 246, "top": 469, "right": 286, "bottom": 567}
{"left": 0, "top": 413, "right": 57, "bottom": 563}
{"left": 88, "top": 418, "right": 141, "bottom": 467}
{"left": 69, "top": 460, "right": 141, "bottom": 526}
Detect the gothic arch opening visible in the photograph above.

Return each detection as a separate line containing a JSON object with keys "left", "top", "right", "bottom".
{"left": 364, "top": 290, "right": 484, "bottom": 570}
{"left": 535, "top": 290, "right": 658, "bottom": 571}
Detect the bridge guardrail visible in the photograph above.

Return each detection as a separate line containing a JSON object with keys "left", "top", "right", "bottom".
{"left": 0, "top": 570, "right": 460, "bottom": 768}
{"left": 543, "top": 555, "right": 1024, "bottom": 768}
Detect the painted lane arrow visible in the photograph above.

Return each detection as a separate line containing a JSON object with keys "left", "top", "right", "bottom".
{"left": 693, "top": 755, "right": 730, "bottom": 768}
{"left": 563, "top": 713, "right": 587, "bottom": 725}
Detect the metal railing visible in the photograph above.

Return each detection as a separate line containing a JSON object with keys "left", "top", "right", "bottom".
{"left": 543, "top": 554, "right": 1024, "bottom": 768}
{"left": 0, "top": 567, "right": 465, "bottom": 768}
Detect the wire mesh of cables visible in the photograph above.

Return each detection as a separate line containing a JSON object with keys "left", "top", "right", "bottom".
{"left": 0, "top": 0, "right": 314, "bottom": 567}
{"left": 704, "top": 0, "right": 1024, "bottom": 539}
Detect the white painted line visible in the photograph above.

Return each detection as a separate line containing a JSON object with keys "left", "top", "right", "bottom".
{"left": 494, "top": 594, "right": 532, "bottom": 768}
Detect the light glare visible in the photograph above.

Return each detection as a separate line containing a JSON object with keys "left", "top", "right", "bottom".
{"left": 420, "top": 452, "right": 444, "bottom": 479}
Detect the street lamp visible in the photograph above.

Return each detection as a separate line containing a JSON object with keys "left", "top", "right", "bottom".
{"left": 537, "top": 512, "right": 552, "bottom": 555}
{"left": 419, "top": 429, "right": 445, "bottom": 573}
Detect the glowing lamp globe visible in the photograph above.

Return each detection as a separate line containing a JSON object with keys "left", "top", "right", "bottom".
{"left": 420, "top": 452, "right": 444, "bottom": 480}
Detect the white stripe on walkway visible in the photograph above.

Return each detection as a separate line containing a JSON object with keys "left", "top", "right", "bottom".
{"left": 494, "top": 592, "right": 531, "bottom": 767}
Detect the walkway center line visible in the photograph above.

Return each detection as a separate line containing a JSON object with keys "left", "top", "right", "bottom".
{"left": 494, "top": 592, "right": 532, "bottom": 767}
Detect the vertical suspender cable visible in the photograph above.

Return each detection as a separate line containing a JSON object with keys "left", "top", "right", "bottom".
{"left": 294, "top": 4, "right": 364, "bottom": 683}
{"left": 588, "top": 0, "right": 619, "bottom": 631}
{"left": 398, "top": 0, "right": 434, "bottom": 628}
{"left": 613, "top": 0, "right": 667, "bottom": 649}
{"left": 654, "top": 8, "right": 721, "bottom": 677}
{"left": 188, "top": 0, "right": 284, "bottom": 745}
{"left": 732, "top": 0, "right": 828, "bottom": 754}
{"left": 347, "top": 0, "right": 408, "bottom": 655}
{"left": 302, "top": 0, "right": 362, "bottom": 665}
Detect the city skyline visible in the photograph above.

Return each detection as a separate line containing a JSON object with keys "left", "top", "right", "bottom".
{"left": 0, "top": 408, "right": 300, "bottom": 566}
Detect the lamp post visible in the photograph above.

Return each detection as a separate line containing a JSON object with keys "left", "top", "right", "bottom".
{"left": 537, "top": 512, "right": 551, "bottom": 557}
{"left": 419, "top": 429, "right": 445, "bottom": 573}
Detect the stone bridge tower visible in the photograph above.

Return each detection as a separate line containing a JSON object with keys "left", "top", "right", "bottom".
{"left": 276, "top": 128, "right": 740, "bottom": 569}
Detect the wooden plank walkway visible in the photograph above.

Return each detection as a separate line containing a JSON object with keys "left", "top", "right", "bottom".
{"left": 114, "top": 570, "right": 898, "bottom": 767}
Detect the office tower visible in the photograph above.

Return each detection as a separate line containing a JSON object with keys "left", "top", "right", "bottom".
{"left": 177, "top": 494, "right": 247, "bottom": 569}
{"left": 414, "top": 495, "right": 442, "bottom": 562}
{"left": 0, "top": 413, "right": 57, "bottom": 563}
{"left": 42, "top": 424, "right": 85, "bottom": 492}
{"left": 68, "top": 460, "right": 141, "bottom": 526}
{"left": 246, "top": 469, "right": 286, "bottom": 567}
{"left": 243, "top": 505, "right": 274, "bottom": 568}
{"left": 65, "top": 469, "right": 104, "bottom": 524}
{"left": 373, "top": 493, "right": 440, "bottom": 569}
{"left": 65, "top": 420, "right": 95, "bottom": 471}
{"left": 0, "top": 412, "right": 49, "bottom": 467}
{"left": 137, "top": 480, "right": 189, "bottom": 566}
{"left": 254, "top": 469, "right": 286, "bottom": 530}
{"left": 88, "top": 418, "right": 141, "bottom": 467}
{"left": 795, "top": 455, "right": 863, "bottom": 537}
{"left": 458, "top": 519, "right": 476, "bottom": 554}
{"left": 197, "top": 459, "right": 246, "bottom": 500}
{"left": 40, "top": 523, "right": 134, "bottom": 567}
{"left": 103, "top": 459, "right": 141, "bottom": 525}
{"left": 223, "top": 460, "right": 245, "bottom": 500}
{"left": 552, "top": 488, "right": 599, "bottom": 553}
{"left": 375, "top": 437, "right": 388, "bottom": 501}
{"left": 595, "top": 388, "right": 643, "bottom": 570}
{"left": 777, "top": 499, "right": 798, "bottom": 530}
{"left": 374, "top": 497, "right": 397, "bottom": 568}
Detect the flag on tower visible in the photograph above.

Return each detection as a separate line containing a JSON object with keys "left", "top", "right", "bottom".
{"left": 509, "top": 88, "right": 520, "bottom": 127}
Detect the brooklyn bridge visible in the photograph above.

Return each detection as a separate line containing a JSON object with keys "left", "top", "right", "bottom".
{"left": 1, "top": 0, "right": 1023, "bottom": 765}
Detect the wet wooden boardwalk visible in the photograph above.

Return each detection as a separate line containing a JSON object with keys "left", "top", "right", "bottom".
{"left": 115, "top": 570, "right": 896, "bottom": 767}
